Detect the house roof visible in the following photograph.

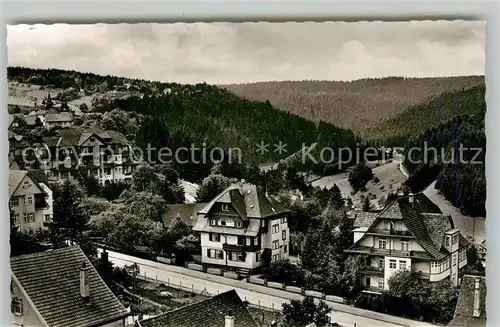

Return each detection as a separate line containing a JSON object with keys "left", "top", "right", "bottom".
{"left": 347, "top": 193, "right": 468, "bottom": 261}
{"left": 44, "top": 110, "right": 74, "bottom": 122}
{"left": 353, "top": 212, "right": 378, "bottom": 228}
{"left": 8, "top": 114, "right": 27, "bottom": 127}
{"left": 161, "top": 203, "right": 208, "bottom": 227}
{"left": 43, "top": 128, "right": 130, "bottom": 148}
{"left": 136, "top": 289, "right": 259, "bottom": 327}
{"left": 10, "top": 246, "right": 129, "bottom": 327}
{"left": 24, "top": 115, "right": 41, "bottom": 126}
{"left": 9, "top": 170, "right": 47, "bottom": 198}
{"left": 197, "top": 182, "right": 290, "bottom": 220}
{"left": 448, "top": 275, "right": 487, "bottom": 327}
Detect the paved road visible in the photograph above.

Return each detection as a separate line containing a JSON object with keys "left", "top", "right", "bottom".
{"left": 100, "top": 249, "right": 437, "bottom": 327}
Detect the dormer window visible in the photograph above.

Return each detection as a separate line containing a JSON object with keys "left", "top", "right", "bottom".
{"left": 221, "top": 204, "right": 229, "bottom": 212}
{"left": 236, "top": 221, "right": 242, "bottom": 228}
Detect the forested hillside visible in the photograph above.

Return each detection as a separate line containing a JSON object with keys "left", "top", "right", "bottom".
{"left": 402, "top": 85, "right": 486, "bottom": 217}
{"left": 222, "top": 76, "right": 485, "bottom": 139}
{"left": 7, "top": 67, "right": 359, "bottom": 175}
{"left": 369, "top": 84, "right": 486, "bottom": 146}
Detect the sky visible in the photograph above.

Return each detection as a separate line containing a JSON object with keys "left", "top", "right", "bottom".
{"left": 7, "top": 20, "right": 485, "bottom": 85}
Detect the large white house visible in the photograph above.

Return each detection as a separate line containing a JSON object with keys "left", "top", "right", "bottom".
{"left": 35, "top": 128, "right": 136, "bottom": 186}
{"left": 345, "top": 192, "right": 469, "bottom": 292}
{"left": 192, "top": 181, "right": 290, "bottom": 275}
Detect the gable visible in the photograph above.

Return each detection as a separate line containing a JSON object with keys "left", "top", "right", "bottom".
{"left": 79, "top": 133, "right": 105, "bottom": 147}
{"left": 11, "top": 173, "right": 43, "bottom": 198}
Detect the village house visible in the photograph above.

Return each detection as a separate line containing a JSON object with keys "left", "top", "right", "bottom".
{"left": 38, "top": 127, "right": 137, "bottom": 186}
{"left": 9, "top": 169, "right": 52, "bottom": 232}
{"left": 8, "top": 114, "right": 29, "bottom": 131}
{"left": 43, "top": 109, "right": 74, "bottom": 129}
{"left": 10, "top": 246, "right": 129, "bottom": 327}
{"left": 192, "top": 181, "right": 290, "bottom": 275}
{"left": 345, "top": 192, "right": 469, "bottom": 292}
{"left": 134, "top": 289, "right": 259, "bottom": 327}
{"left": 447, "top": 275, "right": 486, "bottom": 327}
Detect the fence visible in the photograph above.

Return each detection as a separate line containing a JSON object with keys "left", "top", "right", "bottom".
{"left": 133, "top": 273, "right": 345, "bottom": 327}
{"left": 135, "top": 273, "right": 278, "bottom": 308}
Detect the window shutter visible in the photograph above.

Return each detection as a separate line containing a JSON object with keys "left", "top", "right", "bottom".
{"left": 209, "top": 233, "right": 213, "bottom": 242}
{"left": 207, "top": 249, "right": 210, "bottom": 258}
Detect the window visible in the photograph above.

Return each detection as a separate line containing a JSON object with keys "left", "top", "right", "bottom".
{"left": 236, "top": 221, "right": 242, "bottom": 228}
{"left": 389, "top": 260, "right": 396, "bottom": 269}
{"left": 401, "top": 240, "right": 409, "bottom": 252}
{"left": 379, "top": 258, "right": 384, "bottom": 269}
{"left": 44, "top": 214, "right": 51, "bottom": 222}
{"left": 24, "top": 213, "right": 35, "bottom": 223}
{"left": 261, "top": 220, "right": 265, "bottom": 228}
{"left": 452, "top": 234, "right": 459, "bottom": 245}
{"left": 282, "top": 230, "right": 287, "bottom": 240}
{"left": 246, "top": 237, "right": 251, "bottom": 246}
{"left": 221, "top": 204, "right": 229, "bottom": 212}
{"left": 10, "top": 198, "right": 19, "bottom": 207}
{"left": 399, "top": 261, "right": 407, "bottom": 270}
{"left": 27, "top": 196, "right": 33, "bottom": 205}
{"left": 256, "top": 252, "right": 261, "bottom": 262}
{"left": 272, "top": 254, "right": 280, "bottom": 262}
{"left": 281, "top": 217, "right": 287, "bottom": 224}
{"left": 378, "top": 279, "right": 385, "bottom": 289}
{"left": 378, "top": 237, "right": 387, "bottom": 249}
{"left": 273, "top": 240, "right": 279, "bottom": 250}
{"left": 229, "top": 251, "right": 245, "bottom": 262}
{"left": 209, "top": 233, "right": 220, "bottom": 242}
{"left": 253, "top": 237, "right": 259, "bottom": 246}
{"left": 453, "top": 254, "right": 457, "bottom": 266}
{"left": 210, "top": 219, "right": 216, "bottom": 226}
{"left": 11, "top": 298, "right": 22, "bottom": 316}
{"left": 272, "top": 224, "right": 279, "bottom": 234}
{"left": 14, "top": 213, "right": 20, "bottom": 225}
{"left": 284, "top": 244, "right": 288, "bottom": 253}
{"left": 445, "top": 236, "right": 450, "bottom": 247}
{"left": 222, "top": 218, "right": 235, "bottom": 227}
{"left": 207, "top": 249, "right": 223, "bottom": 259}
{"left": 383, "top": 220, "right": 390, "bottom": 230}
{"left": 365, "top": 276, "right": 371, "bottom": 286}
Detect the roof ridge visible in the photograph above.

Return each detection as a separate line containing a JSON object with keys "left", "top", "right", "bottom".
{"left": 139, "top": 289, "right": 240, "bottom": 324}
{"left": 10, "top": 245, "right": 80, "bottom": 261}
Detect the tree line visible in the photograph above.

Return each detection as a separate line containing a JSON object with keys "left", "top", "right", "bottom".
{"left": 402, "top": 86, "right": 486, "bottom": 217}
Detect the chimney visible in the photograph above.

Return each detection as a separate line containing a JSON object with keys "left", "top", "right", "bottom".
{"left": 80, "top": 262, "right": 90, "bottom": 301}
{"left": 238, "top": 179, "right": 245, "bottom": 195}
{"left": 101, "top": 246, "right": 108, "bottom": 265}
{"left": 473, "top": 277, "right": 481, "bottom": 317}
{"left": 409, "top": 193, "right": 414, "bottom": 204}
{"left": 225, "top": 310, "right": 235, "bottom": 327}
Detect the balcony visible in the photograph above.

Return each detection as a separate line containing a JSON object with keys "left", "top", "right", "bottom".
{"left": 362, "top": 266, "right": 385, "bottom": 275}
{"left": 222, "top": 242, "right": 261, "bottom": 253}
{"left": 368, "top": 228, "right": 413, "bottom": 237}
{"left": 370, "top": 248, "right": 411, "bottom": 257}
